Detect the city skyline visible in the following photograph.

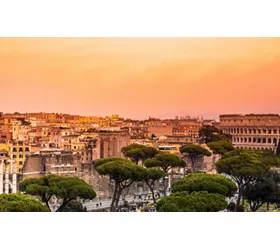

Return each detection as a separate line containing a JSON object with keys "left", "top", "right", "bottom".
{"left": 1, "top": 38, "right": 280, "bottom": 119}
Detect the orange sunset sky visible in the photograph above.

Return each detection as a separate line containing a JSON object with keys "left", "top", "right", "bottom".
{"left": 1, "top": 37, "right": 280, "bottom": 120}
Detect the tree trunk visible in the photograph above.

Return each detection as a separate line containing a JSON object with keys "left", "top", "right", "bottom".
{"left": 115, "top": 188, "right": 123, "bottom": 211}
{"left": 56, "top": 198, "right": 74, "bottom": 212}
{"left": 45, "top": 195, "right": 52, "bottom": 212}
{"left": 267, "top": 202, "right": 270, "bottom": 211}
{"left": 235, "top": 186, "right": 242, "bottom": 212}
{"left": 110, "top": 184, "right": 118, "bottom": 212}
{"left": 191, "top": 158, "right": 196, "bottom": 172}
{"left": 151, "top": 188, "right": 156, "bottom": 205}
{"left": 146, "top": 180, "right": 156, "bottom": 205}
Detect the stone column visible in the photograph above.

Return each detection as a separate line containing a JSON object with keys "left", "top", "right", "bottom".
{"left": 12, "top": 161, "right": 17, "bottom": 193}
{"left": 168, "top": 173, "right": 171, "bottom": 189}
{"left": 0, "top": 160, "right": 4, "bottom": 194}
{"left": 4, "top": 163, "right": 9, "bottom": 194}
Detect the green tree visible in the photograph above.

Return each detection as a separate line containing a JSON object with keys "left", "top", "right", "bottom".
{"left": 0, "top": 193, "right": 49, "bottom": 212}
{"left": 19, "top": 174, "right": 96, "bottom": 212}
{"left": 207, "top": 141, "right": 235, "bottom": 155}
{"left": 94, "top": 158, "right": 146, "bottom": 212}
{"left": 121, "top": 144, "right": 158, "bottom": 165}
{"left": 123, "top": 148, "right": 145, "bottom": 165}
{"left": 156, "top": 191, "right": 228, "bottom": 212}
{"left": 142, "top": 168, "right": 166, "bottom": 204}
{"left": 172, "top": 173, "right": 237, "bottom": 197}
{"left": 144, "top": 153, "right": 186, "bottom": 196}
{"left": 243, "top": 171, "right": 280, "bottom": 211}
{"left": 199, "top": 125, "right": 232, "bottom": 143}
{"left": 216, "top": 149, "right": 274, "bottom": 211}
{"left": 180, "top": 144, "right": 211, "bottom": 172}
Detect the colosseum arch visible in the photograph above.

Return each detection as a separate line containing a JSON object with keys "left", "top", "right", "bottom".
{"left": 248, "top": 138, "right": 252, "bottom": 143}
{"left": 234, "top": 128, "right": 236, "bottom": 133}
{"left": 249, "top": 147, "right": 252, "bottom": 149}
{"left": 263, "top": 138, "right": 266, "bottom": 143}
{"left": 253, "top": 138, "right": 256, "bottom": 143}
{"left": 240, "top": 138, "right": 243, "bottom": 143}
{"left": 240, "top": 128, "right": 243, "bottom": 134}
{"left": 244, "top": 138, "right": 247, "bottom": 143}
{"left": 273, "top": 138, "right": 277, "bottom": 145}
{"left": 244, "top": 128, "right": 247, "bottom": 134}
{"left": 249, "top": 129, "right": 252, "bottom": 134}
{"left": 237, "top": 128, "right": 240, "bottom": 133}
{"left": 233, "top": 137, "right": 236, "bottom": 143}
{"left": 257, "top": 138, "right": 261, "bottom": 143}
{"left": 268, "top": 138, "right": 272, "bottom": 144}
{"left": 268, "top": 129, "right": 272, "bottom": 134}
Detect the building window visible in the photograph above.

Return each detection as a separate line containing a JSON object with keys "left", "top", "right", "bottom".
{"left": 274, "top": 129, "right": 277, "bottom": 134}
{"left": 12, "top": 155, "right": 16, "bottom": 159}
{"left": 19, "top": 147, "right": 23, "bottom": 152}
{"left": 19, "top": 161, "right": 23, "bottom": 165}
{"left": 13, "top": 148, "right": 17, "bottom": 152}
{"left": 263, "top": 129, "right": 266, "bottom": 134}
{"left": 25, "top": 147, "right": 29, "bottom": 152}
{"left": 19, "top": 155, "right": 23, "bottom": 158}
{"left": 268, "top": 129, "right": 272, "bottom": 134}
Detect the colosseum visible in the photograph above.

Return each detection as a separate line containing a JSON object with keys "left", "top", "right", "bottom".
{"left": 218, "top": 114, "right": 280, "bottom": 151}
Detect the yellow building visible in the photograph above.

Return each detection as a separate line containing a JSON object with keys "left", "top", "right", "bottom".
{"left": 0, "top": 143, "right": 12, "bottom": 154}
{"left": 0, "top": 142, "right": 28, "bottom": 172}
{"left": 10, "top": 142, "right": 31, "bottom": 172}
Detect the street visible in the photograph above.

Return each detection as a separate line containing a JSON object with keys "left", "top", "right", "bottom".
{"left": 83, "top": 191, "right": 171, "bottom": 211}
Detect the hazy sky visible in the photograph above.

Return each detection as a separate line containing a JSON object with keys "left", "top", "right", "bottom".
{"left": 1, "top": 38, "right": 280, "bottom": 120}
